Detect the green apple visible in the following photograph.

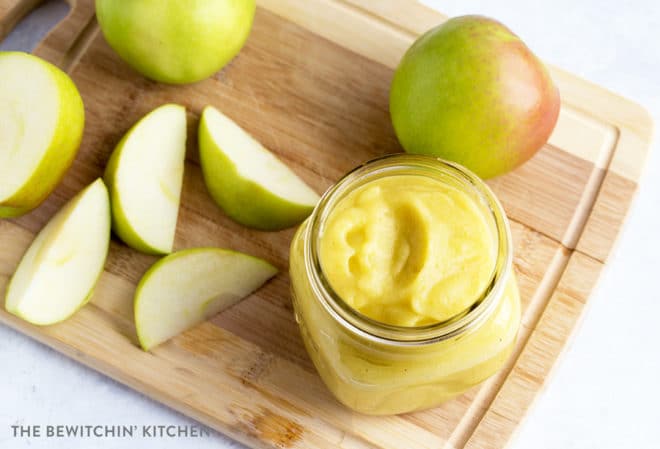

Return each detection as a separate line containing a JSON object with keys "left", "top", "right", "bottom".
{"left": 5, "top": 179, "right": 111, "bottom": 326}
{"left": 0, "top": 51, "right": 85, "bottom": 218}
{"left": 390, "top": 15, "right": 560, "bottom": 179}
{"left": 134, "top": 247, "right": 277, "bottom": 350}
{"left": 95, "top": 0, "right": 256, "bottom": 84}
{"left": 104, "top": 104, "right": 187, "bottom": 255}
{"left": 199, "top": 105, "right": 320, "bottom": 230}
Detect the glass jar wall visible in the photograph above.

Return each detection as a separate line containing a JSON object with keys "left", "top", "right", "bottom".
{"left": 290, "top": 155, "right": 520, "bottom": 415}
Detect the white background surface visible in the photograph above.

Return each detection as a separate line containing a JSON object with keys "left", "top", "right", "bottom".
{"left": 1, "top": 1, "right": 658, "bottom": 448}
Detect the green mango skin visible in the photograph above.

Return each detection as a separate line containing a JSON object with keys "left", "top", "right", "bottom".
{"left": 390, "top": 15, "right": 560, "bottom": 179}
{"left": 95, "top": 0, "right": 256, "bottom": 84}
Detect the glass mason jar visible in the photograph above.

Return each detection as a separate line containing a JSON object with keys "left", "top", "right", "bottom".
{"left": 289, "top": 154, "right": 520, "bottom": 415}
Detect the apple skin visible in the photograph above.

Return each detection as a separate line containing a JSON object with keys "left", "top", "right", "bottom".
{"left": 198, "top": 107, "right": 317, "bottom": 231}
{"left": 134, "top": 247, "right": 277, "bottom": 351}
{"left": 95, "top": 0, "right": 256, "bottom": 84}
{"left": 103, "top": 104, "right": 186, "bottom": 256}
{"left": 103, "top": 134, "right": 161, "bottom": 256}
{"left": 390, "top": 15, "right": 560, "bottom": 179}
{"left": 0, "top": 52, "right": 84, "bottom": 218}
{"left": 5, "top": 179, "right": 111, "bottom": 326}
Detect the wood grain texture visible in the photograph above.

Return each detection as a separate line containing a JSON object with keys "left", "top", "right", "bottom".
{"left": 0, "top": 0, "right": 19, "bottom": 19}
{"left": 463, "top": 252, "right": 602, "bottom": 449}
{"left": 0, "top": 0, "right": 36, "bottom": 40}
{"left": 576, "top": 171, "right": 638, "bottom": 262}
{"left": 0, "top": 1, "right": 653, "bottom": 448}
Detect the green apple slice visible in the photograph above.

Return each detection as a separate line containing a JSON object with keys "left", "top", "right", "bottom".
{"left": 5, "top": 179, "right": 111, "bottom": 325}
{"left": 0, "top": 51, "right": 85, "bottom": 218}
{"left": 104, "top": 104, "right": 186, "bottom": 255}
{"left": 199, "top": 105, "right": 319, "bottom": 230}
{"left": 134, "top": 248, "right": 277, "bottom": 351}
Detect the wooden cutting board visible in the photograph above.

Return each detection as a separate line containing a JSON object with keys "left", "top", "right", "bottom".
{"left": 0, "top": 1, "right": 653, "bottom": 448}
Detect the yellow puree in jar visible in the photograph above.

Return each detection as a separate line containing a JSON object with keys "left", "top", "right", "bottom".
{"left": 290, "top": 171, "right": 520, "bottom": 415}
{"left": 320, "top": 175, "right": 496, "bottom": 326}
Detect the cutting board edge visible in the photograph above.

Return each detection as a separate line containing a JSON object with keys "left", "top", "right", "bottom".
{"left": 0, "top": 1, "right": 655, "bottom": 449}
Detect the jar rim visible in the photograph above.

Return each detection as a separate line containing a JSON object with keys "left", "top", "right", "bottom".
{"left": 303, "top": 153, "right": 513, "bottom": 346}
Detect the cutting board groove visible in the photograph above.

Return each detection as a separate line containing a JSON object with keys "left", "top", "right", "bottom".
{"left": 0, "top": 1, "right": 653, "bottom": 448}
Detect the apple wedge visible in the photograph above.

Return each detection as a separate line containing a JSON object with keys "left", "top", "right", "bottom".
{"left": 134, "top": 248, "right": 277, "bottom": 351}
{"left": 5, "top": 179, "right": 111, "bottom": 326}
{"left": 104, "top": 104, "right": 186, "bottom": 255}
{"left": 0, "top": 51, "right": 84, "bottom": 218}
{"left": 199, "top": 105, "right": 319, "bottom": 230}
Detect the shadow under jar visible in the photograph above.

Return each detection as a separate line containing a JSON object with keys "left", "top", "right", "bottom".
{"left": 290, "top": 154, "right": 520, "bottom": 415}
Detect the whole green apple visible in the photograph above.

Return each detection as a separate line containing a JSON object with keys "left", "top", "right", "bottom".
{"left": 95, "top": 0, "right": 256, "bottom": 84}
{"left": 390, "top": 15, "right": 560, "bottom": 179}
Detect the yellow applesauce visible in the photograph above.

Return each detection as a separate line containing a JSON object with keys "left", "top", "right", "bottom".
{"left": 290, "top": 155, "right": 521, "bottom": 415}
{"left": 319, "top": 176, "right": 496, "bottom": 327}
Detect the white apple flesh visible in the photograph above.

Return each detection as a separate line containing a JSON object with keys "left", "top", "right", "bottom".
{"left": 0, "top": 51, "right": 84, "bottom": 218}
{"left": 199, "top": 106, "right": 320, "bottom": 230}
{"left": 104, "top": 104, "right": 187, "bottom": 255}
{"left": 134, "top": 248, "right": 277, "bottom": 351}
{"left": 5, "top": 179, "right": 111, "bottom": 325}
